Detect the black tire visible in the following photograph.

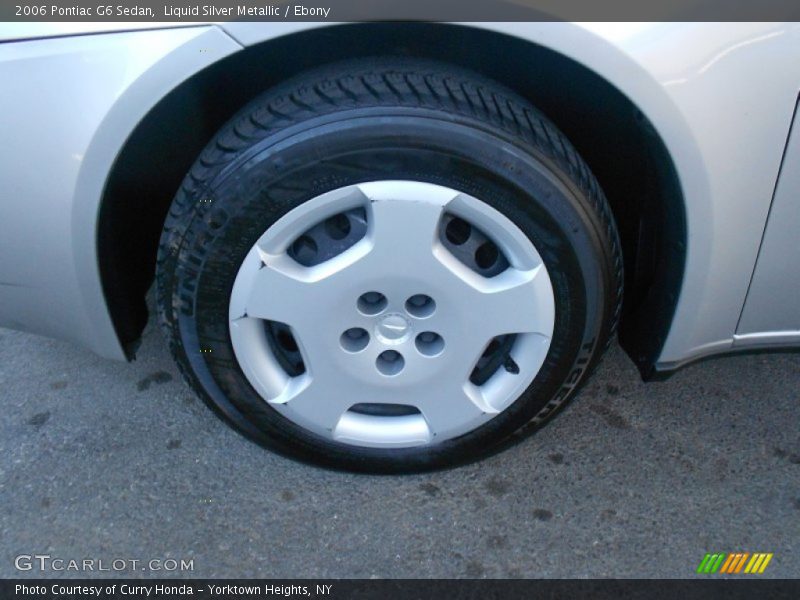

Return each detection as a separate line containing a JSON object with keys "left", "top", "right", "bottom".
{"left": 156, "top": 58, "right": 622, "bottom": 473}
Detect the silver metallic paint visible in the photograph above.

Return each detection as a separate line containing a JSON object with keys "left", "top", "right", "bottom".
{"left": 0, "top": 26, "right": 240, "bottom": 358}
{"left": 736, "top": 101, "right": 800, "bottom": 343}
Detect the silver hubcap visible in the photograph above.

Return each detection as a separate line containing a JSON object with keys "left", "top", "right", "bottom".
{"left": 229, "top": 181, "right": 555, "bottom": 448}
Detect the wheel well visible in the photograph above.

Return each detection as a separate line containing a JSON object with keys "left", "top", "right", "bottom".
{"left": 99, "top": 22, "right": 685, "bottom": 376}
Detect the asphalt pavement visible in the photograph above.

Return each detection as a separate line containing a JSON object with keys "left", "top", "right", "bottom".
{"left": 1, "top": 310, "right": 799, "bottom": 578}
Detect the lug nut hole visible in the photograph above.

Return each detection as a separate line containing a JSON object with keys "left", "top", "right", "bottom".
{"left": 357, "top": 291, "right": 387, "bottom": 315}
{"left": 340, "top": 328, "right": 369, "bottom": 352}
{"left": 376, "top": 350, "right": 405, "bottom": 376}
{"left": 405, "top": 294, "right": 436, "bottom": 318}
{"left": 415, "top": 332, "right": 444, "bottom": 357}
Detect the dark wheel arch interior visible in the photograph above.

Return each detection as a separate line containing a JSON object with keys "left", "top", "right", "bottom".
{"left": 97, "top": 22, "right": 685, "bottom": 378}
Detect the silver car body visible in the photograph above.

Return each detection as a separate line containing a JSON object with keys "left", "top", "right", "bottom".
{"left": 0, "top": 22, "right": 798, "bottom": 373}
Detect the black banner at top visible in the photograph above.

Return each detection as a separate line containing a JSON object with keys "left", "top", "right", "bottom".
{"left": 2, "top": 0, "right": 800, "bottom": 22}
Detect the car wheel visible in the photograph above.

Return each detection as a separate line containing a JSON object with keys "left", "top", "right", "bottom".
{"left": 156, "top": 58, "right": 622, "bottom": 472}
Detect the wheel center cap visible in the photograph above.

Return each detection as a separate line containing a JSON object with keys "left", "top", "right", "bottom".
{"left": 376, "top": 313, "right": 411, "bottom": 344}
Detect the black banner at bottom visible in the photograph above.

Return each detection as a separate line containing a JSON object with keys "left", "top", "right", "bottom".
{"left": 3, "top": 579, "right": 800, "bottom": 600}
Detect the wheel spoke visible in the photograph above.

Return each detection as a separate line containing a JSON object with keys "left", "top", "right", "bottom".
{"left": 417, "top": 379, "right": 495, "bottom": 440}
{"left": 272, "top": 371, "right": 351, "bottom": 433}
{"left": 466, "top": 265, "right": 554, "bottom": 341}
{"left": 358, "top": 181, "right": 456, "bottom": 268}
{"left": 231, "top": 253, "right": 322, "bottom": 325}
